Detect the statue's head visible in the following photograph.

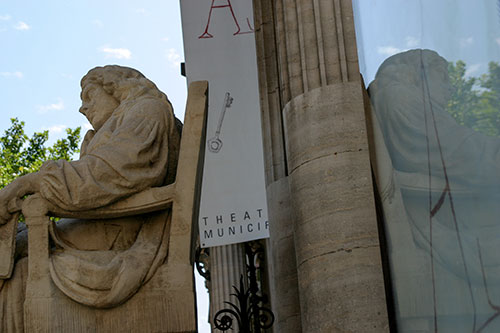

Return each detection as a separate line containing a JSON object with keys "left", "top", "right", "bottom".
{"left": 79, "top": 65, "right": 171, "bottom": 130}
{"left": 81, "top": 65, "right": 169, "bottom": 102}
{"left": 370, "top": 49, "right": 451, "bottom": 107}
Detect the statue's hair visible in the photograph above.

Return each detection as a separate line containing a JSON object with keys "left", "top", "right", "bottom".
{"left": 369, "top": 49, "right": 449, "bottom": 92}
{"left": 81, "top": 65, "right": 171, "bottom": 106}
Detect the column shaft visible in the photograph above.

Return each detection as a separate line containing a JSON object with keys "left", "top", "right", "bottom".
{"left": 209, "top": 244, "right": 247, "bottom": 331}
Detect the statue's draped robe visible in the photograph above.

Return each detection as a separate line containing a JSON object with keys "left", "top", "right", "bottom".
{"left": 0, "top": 93, "right": 180, "bottom": 330}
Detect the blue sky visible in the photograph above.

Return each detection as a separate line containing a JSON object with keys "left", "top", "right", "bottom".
{"left": 0, "top": 1, "right": 210, "bottom": 331}
{"left": 0, "top": 0, "right": 187, "bottom": 144}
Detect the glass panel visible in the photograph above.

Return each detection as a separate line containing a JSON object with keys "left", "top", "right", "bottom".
{"left": 353, "top": 1, "right": 500, "bottom": 332}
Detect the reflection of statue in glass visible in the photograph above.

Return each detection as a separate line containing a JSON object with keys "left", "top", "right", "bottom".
{"left": 369, "top": 49, "right": 500, "bottom": 330}
{"left": 370, "top": 49, "right": 500, "bottom": 186}
{"left": 0, "top": 65, "right": 181, "bottom": 329}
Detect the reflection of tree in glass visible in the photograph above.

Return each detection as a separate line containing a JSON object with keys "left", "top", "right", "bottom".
{"left": 447, "top": 61, "right": 500, "bottom": 137}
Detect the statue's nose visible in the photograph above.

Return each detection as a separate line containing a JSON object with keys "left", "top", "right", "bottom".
{"left": 79, "top": 105, "right": 88, "bottom": 115}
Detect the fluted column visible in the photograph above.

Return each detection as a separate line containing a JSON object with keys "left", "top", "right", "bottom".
{"left": 253, "top": 0, "right": 389, "bottom": 331}
{"left": 274, "top": 0, "right": 360, "bottom": 102}
{"left": 209, "top": 244, "right": 247, "bottom": 331}
{"left": 253, "top": 0, "right": 302, "bottom": 331}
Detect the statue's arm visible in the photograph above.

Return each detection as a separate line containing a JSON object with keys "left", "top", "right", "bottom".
{"left": 80, "top": 129, "right": 95, "bottom": 158}
{"left": 0, "top": 129, "right": 92, "bottom": 224}
{"left": 0, "top": 172, "right": 41, "bottom": 224}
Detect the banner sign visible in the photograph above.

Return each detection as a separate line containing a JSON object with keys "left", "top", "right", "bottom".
{"left": 180, "top": 0, "right": 269, "bottom": 248}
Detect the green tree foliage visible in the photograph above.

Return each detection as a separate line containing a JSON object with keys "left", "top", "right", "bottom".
{"left": 447, "top": 60, "right": 500, "bottom": 137}
{"left": 0, "top": 118, "right": 81, "bottom": 189}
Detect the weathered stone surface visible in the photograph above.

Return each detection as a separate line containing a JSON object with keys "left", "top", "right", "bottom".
{"left": 266, "top": 178, "right": 302, "bottom": 332}
{"left": 284, "top": 84, "right": 388, "bottom": 332}
{"left": 283, "top": 82, "right": 369, "bottom": 174}
{"left": 297, "top": 248, "right": 388, "bottom": 333}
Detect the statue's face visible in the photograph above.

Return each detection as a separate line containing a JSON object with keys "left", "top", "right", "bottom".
{"left": 79, "top": 84, "right": 119, "bottom": 131}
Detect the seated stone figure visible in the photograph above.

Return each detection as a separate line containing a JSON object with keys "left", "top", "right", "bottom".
{"left": 0, "top": 65, "right": 181, "bottom": 330}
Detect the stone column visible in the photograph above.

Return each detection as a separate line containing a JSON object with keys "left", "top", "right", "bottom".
{"left": 253, "top": 0, "right": 389, "bottom": 331}
{"left": 253, "top": 0, "right": 303, "bottom": 331}
{"left": 209, "top": 244, "right": 247, "bottom": 331}
{"left": 265, "top": 178, "right": 302, "bottom": 332}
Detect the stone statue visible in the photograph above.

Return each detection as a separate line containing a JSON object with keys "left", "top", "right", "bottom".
{"left": 0, "top": 65, "right": 182, "bottom": 330}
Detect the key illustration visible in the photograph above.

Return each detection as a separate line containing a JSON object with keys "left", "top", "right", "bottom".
{"left": 208, "top": 92, "right": 233, "bottom": 153}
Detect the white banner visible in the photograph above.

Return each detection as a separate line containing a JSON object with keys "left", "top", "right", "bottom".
{"left": 180, "top": 0, "right": 269, "bottom": 248}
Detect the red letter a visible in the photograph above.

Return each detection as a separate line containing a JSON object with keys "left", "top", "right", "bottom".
{"left": 199, "top": 0, "right": 251, "bottom": 38}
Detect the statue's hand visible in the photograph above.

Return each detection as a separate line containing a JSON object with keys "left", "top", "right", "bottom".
{"left": 0, "top": 173, "right": 39, "bottom": 225}
{"left": 0, "top": 208, "right": 10, "bottom": 225}
{"left": 0, "top": 186, "right": 17, "bottom": 225}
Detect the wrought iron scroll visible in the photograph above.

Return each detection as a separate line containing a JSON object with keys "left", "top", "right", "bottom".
{"left": 195, "top": 246, "right": 211, "bottom": 281}
{"left": 213, "top": 241, "right": 274, "bottom": 332}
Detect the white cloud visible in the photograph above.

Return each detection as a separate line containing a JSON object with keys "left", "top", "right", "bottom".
{"left": 0, "top": 15, "right": 10, "bottom": 21}
{"left": 14, "top": 21, "right": 30, "bottom": 31}
{"left": 496, "top": 38, "right": 500, "bottom": 46}
{"left": 465, "top": 63, "right": 481, "bottom": 77}
{"left": 92, "top": 19, "right": 104, "bottom": 28}
{"left": 161, "top": 37, "right": 169, "bottom": 42}
{"left": 405, "top": 36, "right": 420, "bottom": 48}
{"left": 166, "top": 48, "right": 181, "bottom": 68}
{"left": 37, "top": 98, "right": 65, "bottom": 113}
{"left": 100, "top": 46, "right": 132, "bottom": 59}
{"left": 377, "top": 46, "right": 402, "bottom": 56}
{"left": 43, "top": 124, "right": 67, "bottom": 134}
{"left": 460, "top": 37, "right": 473, "bottom": 48}
{"left": 0, "top": 71, "right": 23, "bottom": 79}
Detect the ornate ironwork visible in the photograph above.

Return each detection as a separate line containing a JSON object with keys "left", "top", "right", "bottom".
{"left": 195, "top": 246, "right": 211, "bottom": 281}
{"left": 213, "top": 242, "right": 274, "bottom": 332}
